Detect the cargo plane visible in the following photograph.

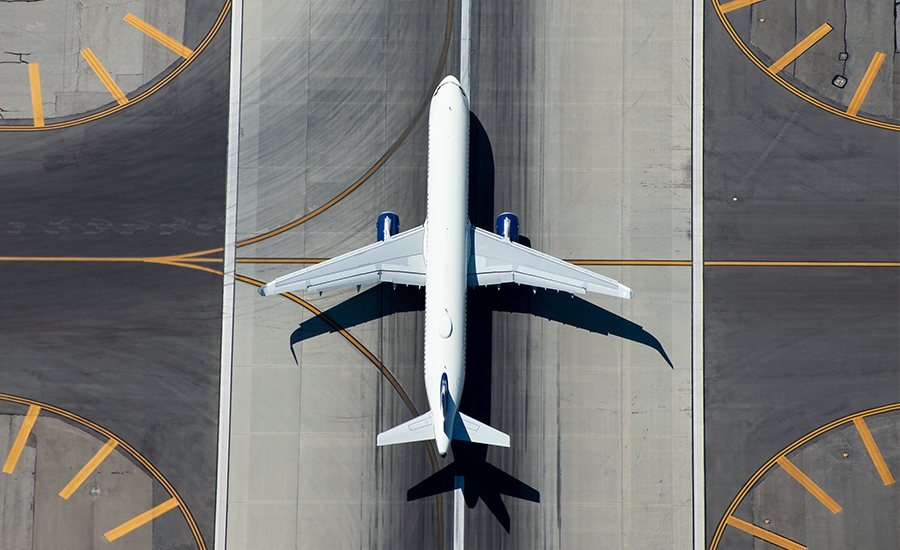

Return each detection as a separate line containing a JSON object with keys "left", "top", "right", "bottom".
{"left": 257, "top": 75, "right": 633, "bottom": 458}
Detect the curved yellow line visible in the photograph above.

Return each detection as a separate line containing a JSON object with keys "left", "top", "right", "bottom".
{"left": 0, "top": 1, "right": 232, "bottom": 132}
{"left": 0, "top": 393, "right": 207, "bottom": 549}
{"left": 234, "top": 273, "right": 444, "bottom": 547}
{"left": 709, "top": 403, "right": 900, "bottom": 548}
{"left": 710, "top": 0, "right": 900, "bottom": 131}
{"left": 236, "top": 0, "right": 456, "bottom": 248}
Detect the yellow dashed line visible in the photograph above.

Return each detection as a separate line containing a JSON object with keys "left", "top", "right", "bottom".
{"left": 104, "top": 497, "right": 179, "bottom": 542}
{"left": 853, "top": 417, "right": 895, "bottom": 486}
{"left": 28, "top": 64, "right": 44, "bottom": 128}
{"left": 846, "top": 52, "right": 886, "bottom": 117}
{"left": 59, "top": 438, "right": 119, "bottom": 499}
{"left": 719, "top": 0, "right": 764, "bottom": 14}
{"left": 81, "top": 48, "right": 128, "bottom": 106}
{"left": 776, "top": 455, "right": 842, "bottom": 513}
{"left": 725, "top": 516, "right": 806, "bottom": 550}
{"left": 2, "top": 404, "right": 40, "bottom": 474}
{"left": 124, "top": 13, "right": 194, "bottom": 59}
{"left": 768, "top": 23, "right": 832, "bottom": 74}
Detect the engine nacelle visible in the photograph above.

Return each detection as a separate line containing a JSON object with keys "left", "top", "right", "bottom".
{"left": 495, "top": 212, "right": 519, "bottom": 242}
{"left": 377, "top": 211, "right": 400, "bottom": 241}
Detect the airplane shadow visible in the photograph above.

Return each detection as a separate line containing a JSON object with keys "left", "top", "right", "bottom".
{"left": 286, "top": 111, "right": 671, "bottom": 532}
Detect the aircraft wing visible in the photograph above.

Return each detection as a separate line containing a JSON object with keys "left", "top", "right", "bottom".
{"left": 467, "top": 226, "right": 633, "bottom": 299}
{"left": 258, "top": 225, "right": 426, "bottom": 296}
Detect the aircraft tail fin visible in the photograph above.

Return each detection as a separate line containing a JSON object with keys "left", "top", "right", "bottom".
{"left": 453, "top": 412, "right": 510, "bottom": 447}
{"left": 376, "top": 411, "right": 434, "bottom": 446}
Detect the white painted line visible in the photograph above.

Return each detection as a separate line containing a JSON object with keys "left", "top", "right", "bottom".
{"left": 215, "top": 0, "right": 244, "bottom": 548}
{"left": 460, "top": 0, "right": 471, "bottom": 95}
{"left": 691, "top": 0, "right": 706, "bottom": 547}
{"left": 453, "top": 481, "right": 465, "bottom": 550}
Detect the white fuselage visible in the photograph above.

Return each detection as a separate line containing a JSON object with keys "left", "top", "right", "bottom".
{"left": 424, "top": 77, "right": 470, "bottom": 457}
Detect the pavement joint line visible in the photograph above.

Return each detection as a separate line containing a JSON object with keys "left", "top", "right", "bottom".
{"left": 852, "top": 417, "right": 896, "bottom": 485}
{"left": 80, "top": 48, "right": 128, "bottom": 106}
{"left": 59, "top": 438, "right": 119, "bottom": 500}
{"left": 2, "top": 404, "right": 40, "bottom": 474}
{"left": 776, "top": 456, "right": 842, "bottom": 513}
{"left": 725, "top": 516, "right": 806, "bottom": 550}
{"left": 124, "top": 13, "right": 194, "bottom": 59}
{"left": 768, "top": 23, "right": 832, "bottom": 74}
{"left": 846, "top": 52, "right": 886, "bottom": 116}
{"left": 104, "top": 497, "right": 180, "bottom": 542}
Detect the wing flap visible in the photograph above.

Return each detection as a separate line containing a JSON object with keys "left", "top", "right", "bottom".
{"left": 259, "top": 225, "right": 426, "bottom": 296}
{"left": 467, "top": 226, "right": 632, "bottom": 299}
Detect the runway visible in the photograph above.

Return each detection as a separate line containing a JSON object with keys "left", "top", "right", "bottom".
{"left": 225, "top": 0, "right": 691, "bottom": 548}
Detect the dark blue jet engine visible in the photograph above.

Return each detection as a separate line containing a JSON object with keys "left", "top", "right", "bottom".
{"left": 495, "top": 212, "right": 519, "bottom": 242}
{"left": 377, "top": 211, "right": 400, "bottom": 241}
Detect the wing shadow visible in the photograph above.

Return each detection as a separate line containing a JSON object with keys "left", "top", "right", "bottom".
{"left": 284, "top": 110, "right": 670, "bottom": 531}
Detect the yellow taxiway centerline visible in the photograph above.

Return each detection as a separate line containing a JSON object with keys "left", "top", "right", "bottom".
{"left": 769, "top": 23, "right": 832, "bottom": 74}
{"left": 28, "top": 63, "right": 44, "bottom": 127}
{"left": 59, "top": 438, "right": 119, "bottom": 499}
{"left": 3, "top": 405, "right": 40, "bottom": 474}
{"left": 104, "top": 497, "right": 179, "bottom": 542}
{"left": 846, "top": 52, "right": 886, "bottom": 117}
{"left": 776, "top": 455, "right": 842, "bottom": 513}
{"left": 725, "top": 516, "right": 806, "bottom": 550}
{"left": 853, "top": 417, "right": 895, "bottom": 485}
{"left": 719, "top": 0, "right": 764, "bottom": 14}
{"left": 124, "top": 14, "right": 194, "bottom": 58}
{"left": 705, "top": 261, "right": 900, "bottom": 267}
{"left": 81, "top": 49, "right": 128, "bottom": 106}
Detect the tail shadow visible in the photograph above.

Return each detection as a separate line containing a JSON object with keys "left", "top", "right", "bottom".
{"left": 284, "top": 110, "right": 671, "bottom": 531}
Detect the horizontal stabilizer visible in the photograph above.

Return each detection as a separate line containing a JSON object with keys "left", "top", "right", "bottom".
{"left": 377, "top": 412, "right": 434, "bottom": 446}
{"left": 453, "top": 412, "right": 510, "bottom": 447}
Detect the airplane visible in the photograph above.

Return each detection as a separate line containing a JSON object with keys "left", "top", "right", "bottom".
{"left": 257, "top": 75, "right": 633, "bottom": 458}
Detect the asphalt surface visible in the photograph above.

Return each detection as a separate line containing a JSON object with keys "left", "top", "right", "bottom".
{"left": 0, "top": 1, "right": 230, "bottom": 546}
{"left": 704, "top": 1, "right": 900, "bottom": 546}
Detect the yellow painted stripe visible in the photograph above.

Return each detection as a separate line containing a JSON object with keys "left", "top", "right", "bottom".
{"left": 719, "top": 0, "right": 764, "bottom": 14}
{"left": 3, "top": 405, "right": 40, "bottom": 474}
{"left": 104, "top": 497, "right": 179, "bottom": 541}
{"left": 28, "top": 64, "right": 44, "bottom": 127}
{"left": 853, "top": 417, "right": 895, "bottom": 485}
{"left": 846, "top": 52, "right": 886, "bottom": 116}
{"left": 776, "top": 456, "right": 842, "bottom": 513}
{"left": 59, "top": 438, "right": 118, "bottom": 499}
{"left": 124, "top": 13, "right": 194, "bottom": 58}
{"left": 0, "top": 256, "right": 221, "bottom": 263}
{"left": 726, "top": 516, "right": 806, "bottom": 550}
{"left": 80, "top": 49, "right": 128, "bottom": 106}
{"left": 706, "top": 261, "right": 900, "bottom": 267}
{"left": 571, "top": 259, "right": 692, "bottom": 266}
{"left": 769, "top": 23, "right": 832, "bottom": 73}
